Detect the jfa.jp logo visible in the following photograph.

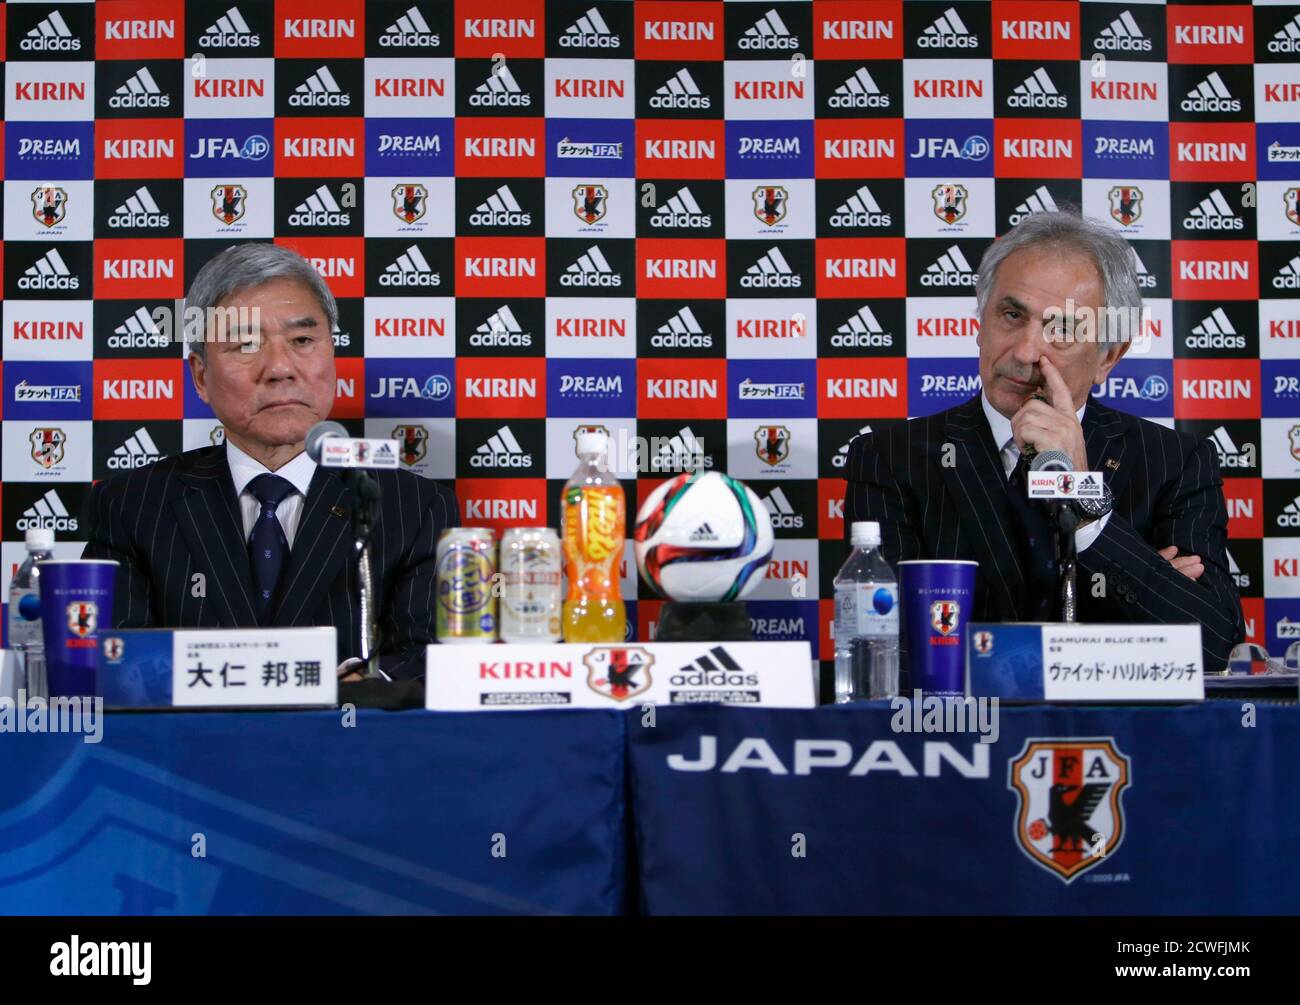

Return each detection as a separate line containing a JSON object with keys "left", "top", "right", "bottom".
{"left": 1008, "top": 738, "right": 1131, "bottom": 883}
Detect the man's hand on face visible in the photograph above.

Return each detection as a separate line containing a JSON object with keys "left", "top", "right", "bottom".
{"left": 1010, "top": 356, "right": 1089, "bottom": 471}
{"left": 1158, "top": 545, "right": 1204, "bottom": 581}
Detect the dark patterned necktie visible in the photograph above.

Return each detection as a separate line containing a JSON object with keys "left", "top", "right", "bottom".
{"left": 246, "top": 473, "right": 295, "bottom": 623}
{"left": 1006, "top": 450, "right": 1059, "bottom": 621}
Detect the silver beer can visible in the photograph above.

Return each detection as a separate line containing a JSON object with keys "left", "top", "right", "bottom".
{"left": 499, "top": 527, "right": 562, "bottom": 643}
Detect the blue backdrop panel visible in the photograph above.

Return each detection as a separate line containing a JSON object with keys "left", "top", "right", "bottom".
{"left": 0, "top": 709, "right": 627, "bottom": 916}
{"left": 629, "top": 704, "right": 1300, "bottom": 915}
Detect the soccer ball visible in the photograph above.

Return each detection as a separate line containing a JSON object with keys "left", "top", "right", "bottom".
{"left": 633, "top": 471, "right": 774, "bottom": 603}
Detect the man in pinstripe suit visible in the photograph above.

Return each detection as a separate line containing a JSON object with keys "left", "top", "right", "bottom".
{"left": 845, "top": 212, "right": 1244, "bottom": 671}
{"left": 82, "top": 244, "right": 459, "bottom": 681}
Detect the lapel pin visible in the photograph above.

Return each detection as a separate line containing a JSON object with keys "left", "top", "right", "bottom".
{"left": 330, "top": 505, "right": 347, "bottom": 518}
{"left": 1105, "top": 459, "right": 1121, "bottom": 471}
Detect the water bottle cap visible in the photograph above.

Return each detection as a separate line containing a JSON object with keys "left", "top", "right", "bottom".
{"left": 850, "top": 521, "right": 880, "bottom": 547}
{"left": 25, "top": 527, "right": 54, "bottom": 551}
{"left": 575, "top": 429, "right": 610, "bottom": 457}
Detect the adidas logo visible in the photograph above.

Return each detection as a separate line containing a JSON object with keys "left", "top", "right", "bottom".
{"left": 1226, "top": 548, "right": 1250, "bottom": 590}
{"left": 762, "top": 487, "right": 804, "bottom": 530}
{"left": 673, "top": 645, "right": 747, "bottom": 678}
{"left": 110, "top": 67, "right": 168, "bottom": 109}
{"left": 1188, "top": 307, "right": 1246, "bottom": 350}
{"left": 22, "top": 9, "right": 79, "bottom": 52}
{"left": 561, "top": 246, "right": 621, "bottom": 288}
{"left": 740, "top": 7, "right": 797, "bottom": 50}
{"left": 650, "top": 68, "right": 709, "bottom": 110}
{"left": 379, "top": 245, "right": 440, "bottom": 288}
{"left": 651, "top": 186, "right": 711, "bottom": 229}
{"left": 652, "top": 307, "right": 711, "bottom": 350}
{"left": 473, "top": 426, "right": 531, "bottom": 468}
{"left": 1009, "top": 67, "right": 1066, "bottom": 110}
{"left": 1269, "top": 12, "right": 1300, "bottom": 54}
{"left": 652, "top": 426, "right": 710, "bottom": 472}
{"left": 688, "top": 521, "right": 720, "bottom": 543}
{"left": 833, "top": 306, "right": 892, "bottom": 349}
{"left": 471, "top": 64, "right": 530, "bottom": 108}
{"left": 1129, "top": 247, "right": 1156, "bottom": 290}
{"left": 290, "top": 65, "right": 349, "bottom": 108}
{"left": 110, "top": 306, "right": 169, "bottom": 350}
{"left": 199, "top": 5, "right": 260, "bottom": 48}
{"left": 741, "top": 247, "right": 801, "bottom": 289}
{"left": 1207, "top": 425, "right": 1255, "bottom": 469}
{"left": 109, "top": 427, "right": 163, "bottom": 470}
{"left": 830, "top": 67, "right": 889, "bottom": 110}
{"left": 1185, "top": 187, "right": 1242, "bottom": 232}
{"left": 920, "top": 245, "right": 976, "bottom": 288}
{"left": 471, "top": 305, "right": 531, "bottom": 348}
{"left": 469, "top": 185, "right": 532, "bottom": 227}
{"left": 18, "top": 490, "right": 76, "bottom": 532}
{"left": 833, "top": 426, "right": 873, "bottom": 469}
{"left": 1096, "top": 9, "right": 1150, "bottom": 52}
{"left": 1181, "top": 71, "right": 1240, "bottom": 114}
{"left": 18, "top": 249, "right": 78, "bottom": 291}
{"left": 919, "top": 6, "right": 977, "bottom": 49}
{"left": 1278, "top": 496, "right": 1300, "bottom": 529}
{"left": 1272, "top": 254, "right": 1300, "bottom": 292}
{"left": 287, "top": 184, "right": 350, "bottom": 227}
{"left": 1008, "top": 186, "right": 1060, "bottom": 226}
{"left": 380, "top": 5, "right": 439, "bottom": 48}
{"left": 561, "top": 5, "right": 619, "bottom": 48}
{"left": 829, "top": 184, "right": 891, "bottom": 228}
{"left": 107, "top": 185, "right": 169, "bottom": 229}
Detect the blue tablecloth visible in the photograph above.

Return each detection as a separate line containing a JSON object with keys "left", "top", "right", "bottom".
{"left": 627, "top": 704, "right": 1300, "bottom": 914}
{"left": 0, "top": 709, "right": 628, "bottom": 916}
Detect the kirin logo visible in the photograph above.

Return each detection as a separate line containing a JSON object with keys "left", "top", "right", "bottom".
{"left": 584, "top": 646, "right": 653, "bottom": 701}
{"left": 1008, "top": 738, "right": 1131, "bottom": 883}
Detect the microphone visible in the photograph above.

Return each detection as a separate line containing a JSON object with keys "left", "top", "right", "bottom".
{"left": 305, "top": 420, "right": 400, "bottom": 470}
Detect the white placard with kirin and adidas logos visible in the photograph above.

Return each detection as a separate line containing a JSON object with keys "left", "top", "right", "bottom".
{"left": 425, "top": 642, "right": 815, "bottom": 710}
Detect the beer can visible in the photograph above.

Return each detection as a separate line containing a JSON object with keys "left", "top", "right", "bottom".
{"left": 499, "top": 527, "right": 562, "bottom": 643}
{"left": 436, "top": 528, "right": 497, "bottom": 643}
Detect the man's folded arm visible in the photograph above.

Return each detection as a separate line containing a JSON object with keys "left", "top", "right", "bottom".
{"left": 81, "top": 479, "right": 156, "bottom": 629}
{"left": 377, "top": 481, "right": 460, "bottom": 681}
{"left": 1076, "top": 437, "right": 1245, "bottom": 672}
{"left": 843, "top": 432, "right": 924, "bottom": 569}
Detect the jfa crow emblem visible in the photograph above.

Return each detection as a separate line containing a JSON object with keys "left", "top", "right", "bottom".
{"left": 973, "top": 630, "right": 994, "bottom": 655}
{"left": 1008, "top": 739, "right": 1131, "bottom": 883}
{"left": 67, "top": 602, "right": 97, "bottom": 639}
{"left": 393, "top": 424, "right": 428, "bottom": 466}
{"left": 1285, "top": 187, "right": 1300, "bottom": 228}
{"left": 29, "top": 428, "right": 66, "bottom": 469}
{"left": 931, "top": 184, "right": 967, "bottom": 224}
{"left": 102, "top": 637, "right": 124, "bottom": 663}
{"left": 930, "top": 600, "right": 959, "bottom": 636}
{"left": 31, "top": 186, "right": 67, "bottom": 228}
{"left": 573, "top": 184, "right": 608, "bottom": 225}
{"left": 754, "top": 425, "right": 790, "bottom": 466}
{"left": 1109, "top": 186, "right": 1142, "bottom": 227}
{"left": 584, "top": 646, "right": 653, "bottom": 702}
{"left": 211, "top": 185, "right": 246, "bottom": 225}
{"left": 753, "top": 186, "right": 787, "bottom": 226}
{"left": 392, "top": 183, "right": 428, "bottom": 224}
{"left": 1289, "top": 425, "right": 1300, "bottom": 462}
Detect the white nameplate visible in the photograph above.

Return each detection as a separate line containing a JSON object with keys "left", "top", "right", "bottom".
{"left": 172, "top": 628, "right": 338, "bottom": 707}
{"left": 426, "top": 641, "right": 815, "bottom": 710}
{"left": 318, "top": 438, "right": 400, "bottom": 469}
{"left": 1042, "top": 624, "right": 1203, "bottom": 701}
{"left": 1027, "top": 470, "right": 1105, "bottom": 499}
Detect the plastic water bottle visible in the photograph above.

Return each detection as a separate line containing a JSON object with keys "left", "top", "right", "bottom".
{"left": 833, "top": 521, "right": 899, "bottom": 702}
{"left": 7, "top": 528, "right": 54, "bottom": 694}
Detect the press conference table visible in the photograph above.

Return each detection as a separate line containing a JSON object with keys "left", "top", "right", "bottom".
{"left": 1, "top": 702, "right": 1295, "bottom": 915}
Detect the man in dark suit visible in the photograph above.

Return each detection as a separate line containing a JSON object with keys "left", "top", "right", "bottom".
{"left": 845, "top": 211, "right": 1244, "bottom": 671}
{"left": 83, "top": 244, "right": 459, "bottom": 680}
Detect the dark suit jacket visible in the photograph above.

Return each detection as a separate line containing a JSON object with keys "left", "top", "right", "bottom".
{"left": 81, "top": 445, "right": 459, "bottom": 680}
{"left": 844, "top": 394, "right": 1245, "bottom": 672}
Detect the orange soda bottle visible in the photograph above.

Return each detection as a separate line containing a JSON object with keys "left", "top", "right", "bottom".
{"left": 562, "top": 428, "right": 626, "bottom": 643}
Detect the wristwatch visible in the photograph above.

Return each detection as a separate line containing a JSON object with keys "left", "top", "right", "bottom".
{"left": 1074, "top": 483, "right": 1114, "bottom": 522}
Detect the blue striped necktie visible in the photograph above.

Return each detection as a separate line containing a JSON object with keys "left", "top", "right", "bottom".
{"left": 246, "top": 473, "right": 295, "bottom": 623}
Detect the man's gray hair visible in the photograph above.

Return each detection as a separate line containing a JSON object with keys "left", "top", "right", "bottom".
{"left": 974, "top": 210, "right": 1143, "bottom": 350}
{"left": 185, "top": 243, "right": 337, "bottom": 358}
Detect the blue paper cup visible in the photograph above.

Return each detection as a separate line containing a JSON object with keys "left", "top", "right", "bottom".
{"left": 37, "top": 559, "right": 118, "bottom": 698}
{"left": 898, "top": 560, "right": 978, "bottom": 697}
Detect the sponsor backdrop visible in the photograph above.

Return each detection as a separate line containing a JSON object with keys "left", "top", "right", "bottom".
{"left": 1, "top": 0, "right": 1297, "bottom": 661}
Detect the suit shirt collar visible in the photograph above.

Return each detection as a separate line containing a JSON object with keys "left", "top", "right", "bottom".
{"left": 225, "top": 439, "right": 316, "bottom": 499}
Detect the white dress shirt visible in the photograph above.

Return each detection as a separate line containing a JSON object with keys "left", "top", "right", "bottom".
{"left": 980, "top": 392, "right": 1111, "bottom": 552}
{"left": 226, "top": 440, "right": 317, "bottom": 549}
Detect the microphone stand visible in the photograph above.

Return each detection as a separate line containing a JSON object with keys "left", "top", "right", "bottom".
{"left": 344, "top": 470, "right": 388, "bottom": 681}
{"left": 1051, "top": 502, "right": 1079, "bottom": 623}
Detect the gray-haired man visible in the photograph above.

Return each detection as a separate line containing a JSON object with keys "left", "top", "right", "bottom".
{"left": 845, "top": 211, "right": 1244, "bottom": 671}
{"left": 83, "top": 243, "right": 459, "bottom": 680}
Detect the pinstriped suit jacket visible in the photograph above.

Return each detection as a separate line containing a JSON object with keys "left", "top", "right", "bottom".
{"left": 844, "top": 394, "right": 1245, "bottom": 672}
{"left": 81, "top": 445, "right": 459, "bottom": 680}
